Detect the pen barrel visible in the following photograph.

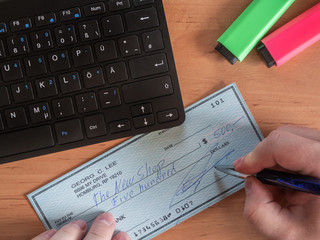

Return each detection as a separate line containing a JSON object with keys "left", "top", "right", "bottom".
{"left": 256, "top": 169, "right": 320, "bottom": 195}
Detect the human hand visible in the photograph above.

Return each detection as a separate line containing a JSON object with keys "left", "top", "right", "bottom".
{"left": 32, "top": 212, "right": 130, "bottom": 240}
{"left": 233, "top": 125, "right": 320, "bottom": 240}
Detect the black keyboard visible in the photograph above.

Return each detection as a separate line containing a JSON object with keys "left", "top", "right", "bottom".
{"left": 0, "top": 0, "right": 185, "bottom": 164}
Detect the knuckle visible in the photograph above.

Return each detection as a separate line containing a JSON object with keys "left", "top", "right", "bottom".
{"left": 267, "top": 129, "right": 284, "bottom": 145}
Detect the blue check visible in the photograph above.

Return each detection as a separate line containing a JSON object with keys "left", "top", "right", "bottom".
{"left": 28, "top": 83, "right": 263, "bottom": 239}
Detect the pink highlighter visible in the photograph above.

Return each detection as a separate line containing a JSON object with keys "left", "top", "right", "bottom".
{"left": 257, "top": 2, "right": 320, "bottom": 67}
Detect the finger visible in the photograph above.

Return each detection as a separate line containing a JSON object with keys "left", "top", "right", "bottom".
{"left": 243, "top": 177, "right": 298, "bottom": 240}
{"left": 32, "top": 229, "right": 57, "bottom": 240}
{"left": 84, "top": 212, "right": 116, "bottom": 240}
{"left": 112, "top": 232, "right": 131, "bottom": 240}
{"left": 278, "top": 125, "right": 320, "bottom": 142}
{"left": 234, "top": 129, "right": 320, "bottom": 177}
{"left": 50, "top": 220, "right": 87, "bottom": 240}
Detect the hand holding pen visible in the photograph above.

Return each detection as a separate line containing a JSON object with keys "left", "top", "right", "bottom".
{"left": 232, "top": 126, "right": 320, "bottom": 240}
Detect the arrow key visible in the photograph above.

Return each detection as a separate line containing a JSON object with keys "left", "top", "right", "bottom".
{"left": 157, "top": 109, "right": 179, "bottom": 123}
{"left": 131, "top": 103, "right": 152, "bottom": 117}
{"left": 109, "top": 119, "right": 131, "bottom": 134}
{"left": 133, "top": 114, "right": 154, "bottom": 129}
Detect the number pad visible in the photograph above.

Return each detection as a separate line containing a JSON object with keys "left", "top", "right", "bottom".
{"left": 78, "top": 20, "right": 101, "bottom": 41}
{"left": 30, "top": 30, "right": 53, "bottom": 51}
{"left": 48, "top": 50, "right": 71, "bottom": 72}
{"left": 7, "top": 34, "right": 30, "bottom": 56}
{"left": 24, "top": 55, "right": 47, "bottom": 77}
{"left": 54, "top": 25, "right": 77, "bottom": 46}
{"left": 29, "top": 102, "right": 52, "bottom": 123}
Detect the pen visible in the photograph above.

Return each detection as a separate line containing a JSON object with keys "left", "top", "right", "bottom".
{"left": 214, "top": 165, "right": 320, "bottom": 195}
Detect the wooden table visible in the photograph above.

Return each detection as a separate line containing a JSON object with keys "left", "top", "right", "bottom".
{"left": 1, "top": 0, "right": 320, "bottom": 239}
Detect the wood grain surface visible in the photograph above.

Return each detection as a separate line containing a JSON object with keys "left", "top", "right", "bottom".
{"left": 1, "top": 0, "right": 320, "bottom": 239}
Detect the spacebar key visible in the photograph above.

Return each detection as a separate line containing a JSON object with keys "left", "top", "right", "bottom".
{"left": 122, "top": 76, "right": 173, "bottom": 103}
{"left": 0, "top": 125, "right": 54, "bottom": 158}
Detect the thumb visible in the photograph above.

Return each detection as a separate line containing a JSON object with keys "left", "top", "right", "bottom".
{"left": 243, "top": 177, "right": 296, "bottom": 240}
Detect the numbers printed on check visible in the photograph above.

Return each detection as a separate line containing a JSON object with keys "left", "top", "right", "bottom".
{"left": 28, "top": 83, "right": 263, "bottom": 240}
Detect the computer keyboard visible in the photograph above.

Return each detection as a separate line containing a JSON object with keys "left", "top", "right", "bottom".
{"left": 0, "top": 0, "right": 185, "bottom": 164}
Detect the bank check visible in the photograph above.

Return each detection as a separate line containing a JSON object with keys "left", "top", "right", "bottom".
{"left": 28, "top": 83, "right": 263, "bottom": 239}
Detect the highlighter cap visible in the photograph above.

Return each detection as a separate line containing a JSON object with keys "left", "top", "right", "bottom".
{"left": 216, "top": 0, "right": 295, "bottom": 64}
{"left": 259, "top": 2, "right": 320, "bottom": 67}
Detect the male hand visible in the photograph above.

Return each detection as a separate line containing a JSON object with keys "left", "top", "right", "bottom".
{"left": 32, "top": 212, "right": 130, "bottom": 240}
{"left": 234, "top": 125, "right": 320, "bottom": 240}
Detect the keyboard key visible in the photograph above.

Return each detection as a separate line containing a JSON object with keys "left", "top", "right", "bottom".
{"left": 75, "top": 92, "right": 98, "bottom": 113}
{"left": 105, "top": 62, "right": 128, "bottom": 84}
{"left": 5, "top": 107, "right": 28, "bottom": 128}
{"left": 119, "top": 35, "right": 141, "bottom": 57}
{"left": 48, "top": 50, "right": 71, "bottom": 72}
{"left": 95, "top": 41, "right": 118, "bottom": 62}
{"left": 99, "top": 88, "right": 121, "bottom": 108}
{"left": 131, "top": 103, "right": 152, "bottom": 117}
{"left": 122, "top": 75, "right": 173, "bottom": 103}
{"left": 0, "top": 114, "right": 3, "bottom": 130}
{"left": 7, "top": 34, "right": 30, "bottom": 56}
{"left": 0, "top": 23, "right": 7, "bottom": 35}
{"left": 108, "top": 0, "right": 130, "bottom": 12}
{"left": 0, "top": 125, "right": 54, "bottom": 158}
{"left": 59, "top": 7, "right": 81, "bottom": 22}
{"left": 133, "top": 0, "right": 154, "bottom": 6}
{"left": 35, "top": 77, "right": 58, "bottom": 98}
{"left": 142, "top": 30, "right": 164, "bottom": 52}
{"left": 133, "top": 114, "right": 154, "bottom": 128}
{"left": 0, "top": 60, "right": 23, "bottom": 82}
{"left": 24, "top": 55, "right": 47, "bottom": 77}
{"left": 125, "top": 8, "right": 159, "bottom": 32}
{"left": 0, "top": 87, "right": 10, "bottom": 107}
{"left": 84, "top": 2, "right": 106, "bottom": 16}
{"left": 30, "top": 30, "right": 53, "bottom": 51}
{"left": 35, "top": 12, "right": 57, "bottom": 27}
{"left": 109, "top": 119, "right": 131, "bottom": 133}
{"left": 55, "top": 119, "right": 84, "bottom": 145}
{"left": 129, "top": 53, "right": 168, "bottom": 79}
{"left": 52, "top": 97, "right": 75, "bottom": 119}
{"left": 0, "top": 40, "right": 6, "bottom": 58}
{"left": 11, "top": 82, "right": 34, "bottom": 103}
{"left": 157, "top": 109, "right": 179, "bottom": 123}
{"left": 59, "top": 72, "right": 82, "bottom": 93}
{"left": 84, "top": 114, "right": 107, "bottom": 138}
{"left": 71, "top": 45, "right": 94, "bottom": 67}
{"left": 54, "top": 25, "right": 77, "bottom": 46}
{"left": 78, "top": 20, "right": 101, "bottom": 41}
{"left": 82, "top": 67, "right": 105, "bottom": 88}
{"left": 29, "top": 102, "right": 51, "bottom": 123}
{"left": 102, "top": 15, "right": 124, "bottom": 36}
{"left": 9, "top": 18, "right": 32, "bottom": 32}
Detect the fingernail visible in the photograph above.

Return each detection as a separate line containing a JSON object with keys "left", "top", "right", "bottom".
{"left": 234, "top": 156, "right": 245, "bottom": 169}
{"left": 72, "top": 220, "right": 87, "bottom": 230}
{"left": 44, "top": 229, "right": 57, "bottom": 237}
{"left": 245, "top": 177, "right": 252, "bottom": 195}
{"left": 97, "top": 212, "right": 114, "bottom": 226}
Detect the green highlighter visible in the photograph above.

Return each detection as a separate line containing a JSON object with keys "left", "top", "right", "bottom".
{"left": 216, "top": 0, "right": 295, "bottom": 64}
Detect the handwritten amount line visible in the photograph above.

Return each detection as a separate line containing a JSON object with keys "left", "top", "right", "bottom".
{"left": 173, "top": 125, "right": 211, "bottom": 147}
{"left": 86, "top": 151, "right": 214, "bottom": 224}
{"left": 72, "top": 144, "right": 203, "bottom": 220}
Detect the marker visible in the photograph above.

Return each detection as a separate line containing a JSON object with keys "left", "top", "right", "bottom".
{"left": 215, "top": 165, "right": 320, "bottom": 195}
{"left": 258, "top": 2, "right": 320, "bottom": 67}
{"left": 216, "top": 0, "right": 295, "bottom": 64}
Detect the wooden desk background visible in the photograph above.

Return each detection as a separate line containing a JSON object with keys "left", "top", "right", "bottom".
{"left": 1, "top": 0, "right": 320, "bottom": 239}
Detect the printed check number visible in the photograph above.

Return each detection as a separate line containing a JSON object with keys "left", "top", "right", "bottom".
{"left": 28, "top": 83, "right": 263, "bottom": 239}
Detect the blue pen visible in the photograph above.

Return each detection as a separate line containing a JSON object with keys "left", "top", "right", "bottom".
{"left": 215, "top": 165, "right": 320, "bottom": 195}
